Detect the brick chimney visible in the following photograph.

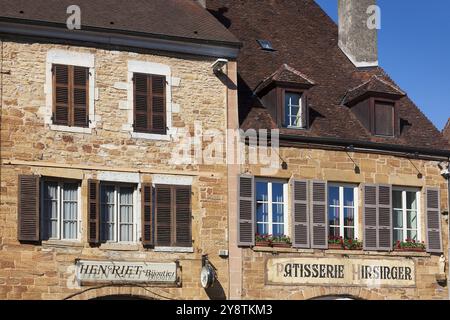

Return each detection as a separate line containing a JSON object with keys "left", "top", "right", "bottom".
{"left": 338, "top": 0, "right": 378, "bottom": 67}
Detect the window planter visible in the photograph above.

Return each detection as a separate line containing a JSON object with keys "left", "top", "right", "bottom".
{"left": 328, "top": 243, "right": 343, "bottom": 250}
{"left": 272, "top": 242, "right": 292, "bottom": 248}
{"left": 255, "top": 241, "right": 272, "bottom": 247}
{"left": 394, "top": 247, "right": 425, "bottom": 253}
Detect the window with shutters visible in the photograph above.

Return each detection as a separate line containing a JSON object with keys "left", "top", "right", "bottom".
{"left": 100, "top": 184, "right": 137, "bottom": 243}
{"left": 255, "top": 179, "right": 288, "bottom": 237}
{"left": 154, "top": 184, "right": 192, "bottom": 248}
{"left": 392, "top": 188, "right": 421, "bottom": 243}
{"left": 41, "top": 180, "right": 81, "bottom": 241}
{"left": 52, "top": 64, "right": 90, "bottom": 128}
{"left": 283, "top": 91, "right": 307, "bottom": 129}
{"left": 133, "top": 73, "right": 167, "bottom": 134}
{"left": 328, "top": 184, "right": 359, "bottom": 240}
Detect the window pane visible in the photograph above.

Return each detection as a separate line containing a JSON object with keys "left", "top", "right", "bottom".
{"left": 328, "top": 206, "right": 339, "bottom": 226}
{"left": 328, "top": 186, "right": 339, "bottom": 206}
{"left": 329, "top": 227, "right": 340, "bottom": 238}
{"left": 272, "top": 224, "right": 284, "bottom": 237}
{"left": 119, "top": 187, "right": 134, "bottom": 242}
{"left": 256, "top": 182, "right": 268, "bottom": 202}
{"left": 62, "top": 184, "right": 78, "bottom": 240}
{"left": 393, "top": 190, "right": 402, "bottom": 209}
{"left": 256, "top": 202, "right": 268, "bottom": 223}
{"left": 393, "top": 229, "right": 403, "bottom": 242}
{"left": 393, "top": 209, "right": 403, "bottom": 228}
{"left": 43, "top": 182, "right": 58, "bottom": 239}
{"left": 344, "top": 227, "right": 354, "bottom": 240}
{"left": 284, "top": 92, "right": 302, "bottom": 127}
{"left": 406, "top": 192, "right": 417, "bottom": 210}
{"left": 343, "top": 187, "right": 354, "bottom": 207}
{"left": 257, "top": 223, "right": 268, "bottom": 236}
{"left": 101, "top": 186, "right": 115, "bottom": 241}
{"left": 272, "top": 204, "right": 284, "bottom": 223}
{"left": 407, "top": 210, "right": 417, "bottom": 229}
{"left": 407, "top": 230, "right": 417, "bottom": 241}
{"left": 272, "top": 183, "right": 284, "bottom": 203}
{"left": 344, "top": 207, "right": 355, "bottom": 227}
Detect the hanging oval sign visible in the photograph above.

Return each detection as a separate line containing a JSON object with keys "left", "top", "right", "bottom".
{"left": 200, "top": 264, "right": 215, "bottom": 289}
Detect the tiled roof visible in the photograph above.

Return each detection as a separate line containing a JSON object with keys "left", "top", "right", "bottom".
{"left": 443, "top": 118, "right": 450, "bottom": 143}
{"left": 255, "top": 64, "right": 315, "bottom": 93}
{"left": 207, "top": 0, "right": 450, "bottom": 152}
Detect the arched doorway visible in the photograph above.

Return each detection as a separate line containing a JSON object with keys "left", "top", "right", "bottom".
{"left": 310, "top": 295, "right": 361, "bottom": 300}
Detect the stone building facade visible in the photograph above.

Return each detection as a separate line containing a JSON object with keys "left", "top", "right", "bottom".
{"left": 0, "top": 0, "right": 240, "bottom": 300}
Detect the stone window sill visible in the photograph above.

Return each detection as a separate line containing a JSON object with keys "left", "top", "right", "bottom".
{"left": 42, "top": 240, "right": 84, "bottom": 248}
{"left": 131, "top": 131, "right": 171, "bottom": 141}
{"left": 99, "top": 243, "right": 141, "bottom": 251}
{"left": 154, "top": 246, "right": 194, "bottom": 253}
{"left": 49, "top": 124, "right": 92, "bottom": 134}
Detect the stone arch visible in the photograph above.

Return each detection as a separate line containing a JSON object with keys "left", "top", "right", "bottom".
{"left": 65, "top": 285, "right": 173, "bottom": 300}
{"left": 300, "top": 287, "right": 385, "bottom": 300}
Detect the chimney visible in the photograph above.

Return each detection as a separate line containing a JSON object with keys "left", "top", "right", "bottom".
{"left": 196, "top": 0, "right": 206, "bottom": 8}
{"left": 338, "top": 0, "right": 378, "bottom": 67}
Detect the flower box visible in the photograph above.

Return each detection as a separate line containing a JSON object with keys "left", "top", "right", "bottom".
{"left": 272, "top": 242, "right": 291, "bottom": 248}
{"left": 255, "top": 241, "right": 271, "bottom": 247}
{"left": 394, "top": 247, "right": 425, "bottom": 252}
{"left": 328, "top": 243, "right": 343, "bottom": 250}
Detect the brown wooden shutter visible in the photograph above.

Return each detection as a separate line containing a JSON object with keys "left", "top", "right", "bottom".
{"left": 291, "top": 179, "right": 310, "bottom": 248}
{"left": 151, "top": 75, "right": 167, "bottom": 134}
{"left": 73, "top": 66, "right": 89, "bottom": 127}
{"left": 175, "top": 186, "right": 192, "bottom": 247}
{"left": 155, "top": 185, "right": 172, "bottom": 246}
{"left": 88, "top": 179, "right": 100, "bottom": 244}
{"left": 238, "top": 175, "right": 255, "bottom": 247}
{"left": 363, "top": 184, "right": 378, "bottom": 250}
{"left": 310, "top": 181, "right": 327, "bottom": 249}
{"left": 377, "top": 184, "right": 392, "bottom": 251}
{"left": 53, "top": 64, "right": 69, "bottom": 126}
{"left": 425, "top": 188, "right": 442, "bottom": 253}
{"left": 18, "top": 175, "right": 40, "bottom": 242}
{"left": 133, "top": 73, "right": 149, "bottom": 132}
{"left": 141, "top": 183, "right": 153, "bottom": 247}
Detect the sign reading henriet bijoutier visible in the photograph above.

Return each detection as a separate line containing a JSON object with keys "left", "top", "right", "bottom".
{"left": 267, "top": 258, "right": 415, "bottom": 287}
{"left": 76, "top": 260, "right": 178, "bottom": 285}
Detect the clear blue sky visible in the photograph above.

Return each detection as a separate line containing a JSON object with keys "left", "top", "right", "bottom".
{"left": 315, "top": 0, "right": 450, "bottom": 131}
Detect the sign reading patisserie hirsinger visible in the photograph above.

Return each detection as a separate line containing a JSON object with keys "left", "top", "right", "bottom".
{"left": 76, "top": 260, "right": 178, "bottom": 285}
{"left": 266, "top": 258, "right": 415, "bottom": 287}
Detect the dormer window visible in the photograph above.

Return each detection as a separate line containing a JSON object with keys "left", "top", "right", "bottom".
{"left": 284, "top": 91, "right": 306, "bottom": 129}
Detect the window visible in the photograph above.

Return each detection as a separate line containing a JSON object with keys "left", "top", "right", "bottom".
{"left": 154, "top": 185, "right": 192, "bottom": 247}
{"left": 284, "top": 91, "right": 305, "bottom": 129}
{"left": 41, "top": 180, "right": 80, "bottom": 241}
{"left": 328, "top": 184, "right": 358, "bottom": 240}
{"left": 52, "top": 64, "right": 89, "bottom": 128}
{"left": 392, "top": 188, "right": 420, "bottom": 242}
{"left": 374, "top": 101, "right": 394, "bottom": 136}
{"left": 256, "top": 180, "right": 288, "bottom": 236}
{"left": 257, "top": 39, "right": 274, "bottom": 51}
{"left": 100, "top": 184, "right": 136, "bottom": 243}
{"left": 133, "top": 73, "right": 167, "bottom": 134}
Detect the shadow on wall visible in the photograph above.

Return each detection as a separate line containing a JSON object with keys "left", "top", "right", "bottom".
{"left": 205, "top": 280, "right": 227, "bottom": 300}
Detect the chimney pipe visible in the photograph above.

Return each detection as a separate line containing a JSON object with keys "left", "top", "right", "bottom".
{"left": 338, "top": 0, "right": 378, "bottom": 67}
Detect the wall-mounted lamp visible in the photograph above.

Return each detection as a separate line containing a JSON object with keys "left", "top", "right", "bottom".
{"left": 211, "top": 58, "right": 228, "bottom": 74}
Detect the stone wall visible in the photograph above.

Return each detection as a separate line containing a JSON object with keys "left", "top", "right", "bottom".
{"left": 0, "top": 40, "right": 231, "bottom": 300}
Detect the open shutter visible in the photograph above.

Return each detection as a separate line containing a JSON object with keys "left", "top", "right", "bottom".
{"left": 133, "top": 73, "right": 149, "bottom": 132}
{"left": 151, "top": 75, "right": 167, "bottom": 134}
{"left": 363, "top": 184, "right": 378, "bottom": 250}
{"left": 88, "top": 179, "right": 99, "bottom": 244}
{"left": 425, "top": 188, "right": 442, "bottom": 253}
{"left": 18, "top": 175, "right": 40, "bottom": 242}
{"left": 238, "top": 175, "right": 255, "bottom": 246}
{"left": 73, "top": 66, "right": 89, "bottom": 127}
{"left": 291, "top": 179, "right": 310, "bottom": 248}
{"left": 377, "top": 184, "right": 392, "bottom": 251}
{"left": 175, "top": 186, "right": 192, "bottom": 247}
{"left": 155, "top": 185, "right": 172, "bottom": 246}
{"left": 141, "top": 183, "right": 153, "bottom": 247}
{"left": 53, "top": 64, "right": 69, "bottom": 126}
{"left": 310, "top": 181, "right": 327, "bottom": 249}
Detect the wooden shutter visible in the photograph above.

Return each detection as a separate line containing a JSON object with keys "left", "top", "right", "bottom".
{"left": 291, "top": 179, "right": 310, "bottom": 248}
{"left": 141, "top": 183, "right": 153, "bottom": 247}
{"left": 88, "top": 180, "right": 99, "bottom": 244}
{"left": 155, "top": 185, "right": 172, "bottom": 246}
{"left": 310, "top": 181, "right": 327, "bottom": 249}
{"left": 18, "top": 175, "right": 40, "bottom": 242}
{"left": 73, "top": 66, "right": 89, "bottom": 127}
{"left": 175, "top": 186, "right": 192, "bottom": 247}
{"left": 53, "top": 64, "right": 69, "bottom": 126}
{"left": 363, "top": 184, "right": 378, "bottom": 250}
{"left": 425, "top": 188, "right": 442, "bottom": 253}
{"left": 238, "top": 175, "right": 255, "bottom": 246}
{"left": 377, "top": 184, "right": 392, "bottom": 251}
{"left": 133, "top": 73, "right": 166, "bottom": 134}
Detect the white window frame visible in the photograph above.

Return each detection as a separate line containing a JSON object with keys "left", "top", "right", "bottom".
{"left": 44, "top": 49, "right": 96, "bottom": 134}
{"left": 125, "top": 60, "right": 173, "bottom": 141}
{"left": 392, "top": 187, "right": 421, "bottom": 242}
{"left": 285, "top": 91, "right": 304, "bottom": 129}
{"left": 255, "top": 179, "right": 289, "bottom": 237}
{"left": 100, "top": 183, "right": 138, "bottom": 244}
{"left": 328, "top": 183, "right": 359, "bottom": 239}
{"left": 40, "top": 180, "right": 82, "bottom": 242}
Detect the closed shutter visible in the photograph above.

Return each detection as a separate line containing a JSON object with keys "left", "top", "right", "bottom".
{"left": 363, "top": 184, "right": 378, "bottom": 250}
{"left": 88, "top": 179, "right": 99, "bottom": 244}
{"left": 425, "top": 188, "right": 442, "bottom": 253}
{"left": 310, "top": 181, "right": 327, "bottom": 249}
{"left": 18, "top": 175, "right": 40, "bottom": 242}
{"left": 155, "top": 185, "right": 172, "bottom": 246}
{"left": 53, "top": 64, "right": 69, "bottom": 126}
{"left": 238, "top": 175, "right": 255, "bottom": 246}
{"left": 73, "top": 66, "right": 89, "bottom": 127}
{"left": 141, "top": 183, "right": 153, "bottom": 247}
{"left": 377, "top": 185, "right": 392, "bottom": 251}
{"left": 175, "top": 186, "right": 192, "bottom": 247}
{"left": 133, "top": 73, "right": 166, "bottom": 134}
{"left": 291, "top": 179, "right": 310, "bottom": 248}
